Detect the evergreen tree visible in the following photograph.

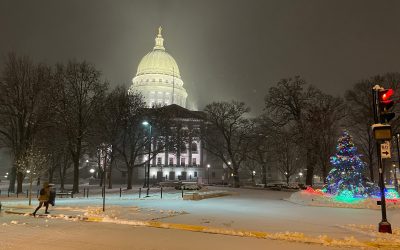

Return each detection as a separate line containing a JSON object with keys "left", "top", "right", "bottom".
{"left": 326, "top": 131, "right": 371, "bottom": 197}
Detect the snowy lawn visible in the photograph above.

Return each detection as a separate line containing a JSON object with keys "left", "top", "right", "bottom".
{"left": 1, "top": 184, "right": 400, "bottom": 249}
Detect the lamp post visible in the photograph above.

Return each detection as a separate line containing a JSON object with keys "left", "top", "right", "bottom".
{"left": 207, "top": 164, "right": 210, "bottom": 184}
{"left": 142, "top": 121, "right": 152, "bottom": 188}
{"left": 395, "top": 133, "right": 400, "bottom": 192}
{"left": 252, "top": 170, "right": 256, "bottom": 183}
{"left": 227, "top": 161, "right": 231, "bottom": 185}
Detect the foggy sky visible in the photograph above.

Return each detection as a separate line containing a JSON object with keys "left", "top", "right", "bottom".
{"left": 1, "top": 0, "right": 400, "bottom": 170}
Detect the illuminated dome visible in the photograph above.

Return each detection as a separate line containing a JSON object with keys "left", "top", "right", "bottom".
{"left": 129, "top": 27, "right": 187, "bottom": 108}
{"left": 136, "top": 50, "right": 181, "bottom": 79}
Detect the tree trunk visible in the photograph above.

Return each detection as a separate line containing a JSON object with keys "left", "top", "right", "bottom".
{"left": 99, "top": 170, "right": 104, "bottom": 187}
{"left": 127, "top": 167, "right": 133, "bottom": 189}
{"left": 72, "top": 155, "right": 80, "bottom": 194}
{"left": 28, "top": 176, "right": 33, "bottom": 206}
{"left": 8, "top": 166, "right": 16, "bottom": 193}
{"left": 48, "top": 167, "right": 54, "bottom": 183}
{"left": 59, "top": 165, "right": 64, "bottom": 191}
{"left": 233, "top": 167, "right": 240, "bottom": 188}
{"left": 108, "top": 152, "right": 114, "bottom": 189}
{"left": 286, "top": 176, "right": 290, "bottom": 185}
{"left": 72, "top": 137, "right": 82, "bottom": 194}
{"left": 17, "top": 172, "right": 23, "bottom": 193}
{"left": 262, "top": 164, "right": 267, "bottom": 187}
{"left": 305, "top": 149, "right": 314, "bottom": 186}
{"left": 322, "top": 163, "right": 328, "bottom": 184}
{"left": 368, "top": 158, "right": 374, "bottom": 182}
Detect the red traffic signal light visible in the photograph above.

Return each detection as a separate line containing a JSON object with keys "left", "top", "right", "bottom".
{"left": 378, "top": 88, "right": 395, "bottom": 123}
{"left": 379, "top": 88, "right": 394, "bottom": 102}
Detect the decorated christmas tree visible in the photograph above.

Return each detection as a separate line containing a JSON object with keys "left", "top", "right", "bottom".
{"left": 325, "top": 131, "right": 372, "bottom": 198}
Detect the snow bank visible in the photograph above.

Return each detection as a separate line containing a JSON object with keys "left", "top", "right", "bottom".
{"left": 288, "top": 190, "right": 400, "bottom": 209}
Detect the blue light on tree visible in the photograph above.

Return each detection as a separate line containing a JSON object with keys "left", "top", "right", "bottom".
{"left": 325, "top": 131, "right": 379, "bottom": 197}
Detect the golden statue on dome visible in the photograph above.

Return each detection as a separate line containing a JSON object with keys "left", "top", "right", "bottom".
{"left": 158, "top": 26, "right": 162, "bottom": 37}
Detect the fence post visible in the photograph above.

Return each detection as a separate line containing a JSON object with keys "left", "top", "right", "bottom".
{"left": 139, "top": 188, "right": 141, "bottom": 198}
{"left": 161, "top": 187, "right": 163, "bottom": 199}
{"left": 119, "top": 187, "right": 122, "bottom": 198}
{"left": 8, "top": 189, "right": 10, "bottom": 197}
{"left": 87, "top": 188, "right": 89, "bottom": 198}
{"left": 146, "top": 188, "right": 149, "bottom": 197}
{"left": 181, "top": 188, "right": 183, "bottom": 198}
{"left": 26, "top": 190, "right": 28, "bottom": 198}
{"left": 83, "top": 188, "right": 86, "bottom": 198}
{"left": 71, "top": 192, "right": 74, "bottom": 198}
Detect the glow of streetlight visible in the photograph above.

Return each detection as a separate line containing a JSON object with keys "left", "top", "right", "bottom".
{"left": 227, "top": 161, "right": 231, "bottom": 165}
{"left": 252, "top": 170, "right": 256, "bottom": 175}
{"left": 207, "top": 164, "right": 210, "bottom": 168}
{"left": 26, "top": 170, "right": 30, "bottom": 174}
{"left": 86, "top": 159, "right": 89, "bottom": 163}
{"left": 142, "top": 121, "right": 149, "bottom": 126}
{"left": 299, "top": 172, "right": 303, "bottom": 176}
{"left": 89, "top": 168, "right": 95, "bottom": 174}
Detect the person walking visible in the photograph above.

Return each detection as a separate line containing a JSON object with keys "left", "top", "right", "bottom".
{"left": 32, "top": 182, "right": 51, "bottom": 217}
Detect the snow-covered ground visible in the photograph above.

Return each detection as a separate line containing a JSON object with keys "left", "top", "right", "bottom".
{"left": 1, "top": 182, "right": 400, "bottom": 249}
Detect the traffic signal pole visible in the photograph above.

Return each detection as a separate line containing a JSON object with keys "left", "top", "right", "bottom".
{"left": 372, "top": 85, "right": 392, "bottom": 234}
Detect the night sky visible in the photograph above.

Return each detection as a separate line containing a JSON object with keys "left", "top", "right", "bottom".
{"left": 2, "top": 0, "right": 400, "bottom": 113}
{"left": 1, "top": 0, "right": 400, "bottom": 170}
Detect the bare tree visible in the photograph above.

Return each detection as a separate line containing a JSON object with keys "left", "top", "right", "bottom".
{"left": 52, "top": 60, "right": 107, "bottom": 194}
{"left": 345, "top": 73, "right": 400, "bottom": 182}
{"left": 271, "top": 128, "right": 301, "bottom": 185}
{"left": 249, "top": 114, "right": 275, "bottom": 187}
{"left": 113, "top": 92, "right": 155, "bottom": 189}
{"left": 0, "top": 53, "right": 52, "bottom": 193}
{"left": 307, "top": 93, "right": 346, "bottom": 182}
{"left": 15, "top": 147, "right": 48, "bottom": 205}
{"left": 203, "top": 101, "right": 254, "bottom": 188}
{"left": 264, "top": 76, "right": 320, "bottom": 185}
{"left": 95, "top": 86, "right": 131, "bottom": 188}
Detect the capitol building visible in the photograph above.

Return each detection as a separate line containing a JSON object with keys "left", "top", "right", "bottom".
{"left": 129, "top": 27, "right": 188, "bottom": 108}
{"left": 127, "top": 27, "right": 223, "bottom": 184}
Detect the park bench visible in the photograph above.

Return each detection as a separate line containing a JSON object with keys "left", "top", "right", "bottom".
{"left": 55, "top": 190, "right": 73, "bottom": 198}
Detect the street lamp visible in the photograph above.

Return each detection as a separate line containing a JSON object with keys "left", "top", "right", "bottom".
{"left": 252, "top": 170, "right": 256, "bottom": 183}
{"left": 142, "top": 121, "right": 152, "bottom": 189}
{"left": 89, "top": 168, "right": 95, "bottom": 178}
{"left": 207, "top": 164, "right": 211, "bottom": 184}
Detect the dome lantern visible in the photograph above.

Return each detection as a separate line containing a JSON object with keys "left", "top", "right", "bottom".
{"left": 154, "top": 26, "right": 165, "bottom": 51}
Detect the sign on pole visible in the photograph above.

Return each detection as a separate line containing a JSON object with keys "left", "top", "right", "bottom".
{"left": 380, "top": 141, "right": 391, "bottom": 159}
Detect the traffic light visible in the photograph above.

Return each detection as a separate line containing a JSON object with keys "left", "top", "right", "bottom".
{"left": 378, "top": 88, "right": 395, "bottom": 123}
